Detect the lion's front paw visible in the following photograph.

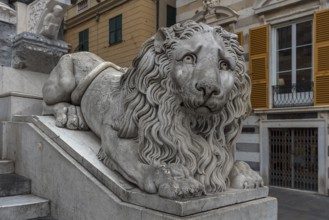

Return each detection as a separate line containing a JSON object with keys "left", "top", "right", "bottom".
{"left": 145, "top": 164, "right": 205, "bottom": 199}
{"left": 229, "top": 161, "right": 264, "bottom": 189}
{"left": 55, "top": 105, "right": 89, "bottom": 130}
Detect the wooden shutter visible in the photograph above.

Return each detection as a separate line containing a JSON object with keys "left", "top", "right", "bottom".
{"left": 236, "top": 31, "right": 244, "bottom": 46}
{"left": 314, "top": 9, "right": 329, "bottom": 105}
{"left": 249, "top": 25, "right": 269, "bottom": 109}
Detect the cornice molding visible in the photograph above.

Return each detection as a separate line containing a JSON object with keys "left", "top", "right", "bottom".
{"left": 65, "top": 0, "right": 128, "bottom": 29}
{"left": 254, "top": 0, "right": 317, "bottom": 15}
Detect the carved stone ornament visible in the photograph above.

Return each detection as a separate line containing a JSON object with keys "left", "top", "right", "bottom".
{"left": 203, "top": 0, "right": 221, "bottom": 14}
{"left": 0, "top": 2, "right": 16, "bottom": 24}
{"left": 37, "top": 4, "right": 63, "bottom": 39}
{"left": 27, "top": 0, "right": 50, "bottom": 32}
{"left": 193, "top": 1, "right": 239, "bottom": 31}
{"left": 253, "top": 0, "right": 326, "bottom": 24}
{"left": 26, "top": 0, "right": 69, "bottom": 38}
{"left": 42, "top": 21, "right": 263, "bottom": 199}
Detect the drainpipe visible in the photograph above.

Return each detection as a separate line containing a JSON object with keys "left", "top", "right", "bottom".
{"left": 156, "top": 0, "right": 159, "bottom": 30}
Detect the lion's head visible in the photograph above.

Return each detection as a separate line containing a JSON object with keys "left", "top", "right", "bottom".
{"left": 116, "top": 21, "right": 251, "bottom": 193}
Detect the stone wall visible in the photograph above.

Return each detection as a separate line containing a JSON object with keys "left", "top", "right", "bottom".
{"left": 0, "top": 21, "right": 15, "bottom": 66}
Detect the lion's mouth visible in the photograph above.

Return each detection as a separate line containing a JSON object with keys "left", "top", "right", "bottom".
{"left": 195, "top": 106, "right": 213, "bottom": 114}
{"left": 180, "top": 102, "right": 216, "bottom": 114}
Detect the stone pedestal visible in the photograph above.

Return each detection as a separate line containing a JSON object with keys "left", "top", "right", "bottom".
{"left": 11, "top": 32, "right": 68, "bottom": 73}
{"left": 0, "top": 66, "right": 48, "bottom": 121}
{"left": 2, "top": 116, "right": 278, "bottom": 219}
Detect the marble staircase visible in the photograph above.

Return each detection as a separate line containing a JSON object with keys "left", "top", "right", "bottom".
{"left": 0, "top": 160, "right": 51, "bottom": 220}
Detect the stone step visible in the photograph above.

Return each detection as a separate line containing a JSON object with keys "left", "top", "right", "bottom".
{"left": 0, "top": 160, "right": 14, "bottom": 174}
{"left": 0, "top": 194, "right": 50, "bottom": 220}
{"left": 0, "top": 173, "right": 31, "bottom": 197}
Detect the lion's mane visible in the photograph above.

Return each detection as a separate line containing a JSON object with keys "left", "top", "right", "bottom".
{"left": 116, "top": 21, "right": 251, "bottom": 193}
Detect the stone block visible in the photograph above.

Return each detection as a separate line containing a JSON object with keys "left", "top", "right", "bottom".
{"left": 29, "top": 116, "right": 271, "bottom": 216}
{"left": 0, "top": 160, "right": 14, "bottom": 174}
{"left": 8, "top": 116, "right": 276, "bottom": 219}
{"left": 5, "top": 120, "right": 278, "bottom": 219}
{"left": 0, "top": 66, "right": 49, "bottom": 96}
{"left": 0, "top": 195, "right": 50, "bottom": 220}
{"left": 11, "top": 32, "right": 68, "bottom": 73}
{"left": 0, "top": 173, "right": 31, "bottom": 197}
{"left": 0, "top": 94, "right": 43, "bottom": 121}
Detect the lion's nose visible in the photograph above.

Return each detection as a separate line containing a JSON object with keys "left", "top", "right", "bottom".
{"left": 195, "top": 82, "right": 220, "bottom": 97}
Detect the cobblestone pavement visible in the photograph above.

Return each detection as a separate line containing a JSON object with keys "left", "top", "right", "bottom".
{"left": 269, "top": 187, "right": 329, "bottom": 220}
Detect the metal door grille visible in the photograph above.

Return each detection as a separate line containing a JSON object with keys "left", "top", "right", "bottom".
{"left": 270, "top": 128, "right": 318, "bottom": 191}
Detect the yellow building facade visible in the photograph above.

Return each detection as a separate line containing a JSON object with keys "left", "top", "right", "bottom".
{"left": 64, "top": 0, "right": 176, "bottom": 67}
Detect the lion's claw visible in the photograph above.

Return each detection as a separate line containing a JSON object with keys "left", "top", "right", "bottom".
{"left": 229, "top": 161, "right": 264, "bottom": 189}
{"left": 55, "top": 105, "right": 89, "bottom": 131}
{"left": 55, "top": 106, "right": 68, "bottom": 128}
{"left": 147, "top": 164, "right": 205, "bottom": 199}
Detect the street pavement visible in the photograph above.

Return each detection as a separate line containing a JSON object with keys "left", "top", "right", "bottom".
{"left": 269, "top": 187, "right": 329, "bottom": 220}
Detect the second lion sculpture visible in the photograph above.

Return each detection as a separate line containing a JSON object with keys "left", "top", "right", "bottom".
{"left": 42, "top": 21, "right": 263, "bottom": 199}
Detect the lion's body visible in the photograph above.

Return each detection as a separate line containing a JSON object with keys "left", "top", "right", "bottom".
{"left": 81, "top": 67, "right": 123, "bottom": 137}
{"left": 42, "top": 21, "right": 262, "bottom": 199}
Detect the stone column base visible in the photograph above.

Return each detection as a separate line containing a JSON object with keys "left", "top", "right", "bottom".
{"left": 11, "top": 32, "right": 68, "bottom": 74}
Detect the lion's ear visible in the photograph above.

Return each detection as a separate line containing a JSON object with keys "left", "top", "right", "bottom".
{"left": 154, "top": 28, "right": 171, "bottom": 53}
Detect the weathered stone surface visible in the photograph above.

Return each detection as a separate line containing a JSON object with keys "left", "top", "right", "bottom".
{"left": 0, "top": 195, "right": 49, "bottom": 220}
{"left": 0, "top": 21, "right": 15, "bottom": 67}
{"left": 0, "top": 66, "right": 49, "bottom": 96}
{"left": 12, "top": 115, "right": 270, "bottom": 217}
{"left": 0, "top": 94, "right": 43, "bottom": 121}
{"left": 0, "top": 173, "right": 31, "bottom": 197}
{"left": 3, "top": 120, "right": 277, "bottom": 220}
{"left": 0, "top": 65, "right": 46, "bottom": 122}
{"left": 0, "top": 160, "right": 14, "bottom": 174}
{"left": 0, "top": 1, "right": 16, "bottom": 24}
{"left": 11, "top": 32, "right": 68, "bottom": 73}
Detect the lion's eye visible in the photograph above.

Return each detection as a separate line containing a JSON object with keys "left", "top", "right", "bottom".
{"left": 219, "top": 61, "right": 229, "bottom": 70}
{"left": 183, "top": 54, "right": 195, "bottom": 64}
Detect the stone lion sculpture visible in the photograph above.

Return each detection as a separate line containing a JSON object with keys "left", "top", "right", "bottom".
{"left": 42, "top": 21, "right": 263, "bottom": 199}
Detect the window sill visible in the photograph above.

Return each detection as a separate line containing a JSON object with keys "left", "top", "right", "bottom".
{"left": 109, "top": 41, "right": 123, "bottom": 47}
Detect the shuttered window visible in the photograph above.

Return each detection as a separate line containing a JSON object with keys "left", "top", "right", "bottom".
{"left": 109, "top": 15, "right": 122, "bottom": 45}
{"left": 249, "top": 25, "right": 269, "bottom": 109}
{"left": 314, "top": 9, "right": 329, "bottom": 105}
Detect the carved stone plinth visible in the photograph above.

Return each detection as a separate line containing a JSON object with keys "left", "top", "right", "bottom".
{"left": 11, "top": 32, "right": 68, "bottom": 73}
{"left": 8, "top": 115, "right": 278, "bottom": 220}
